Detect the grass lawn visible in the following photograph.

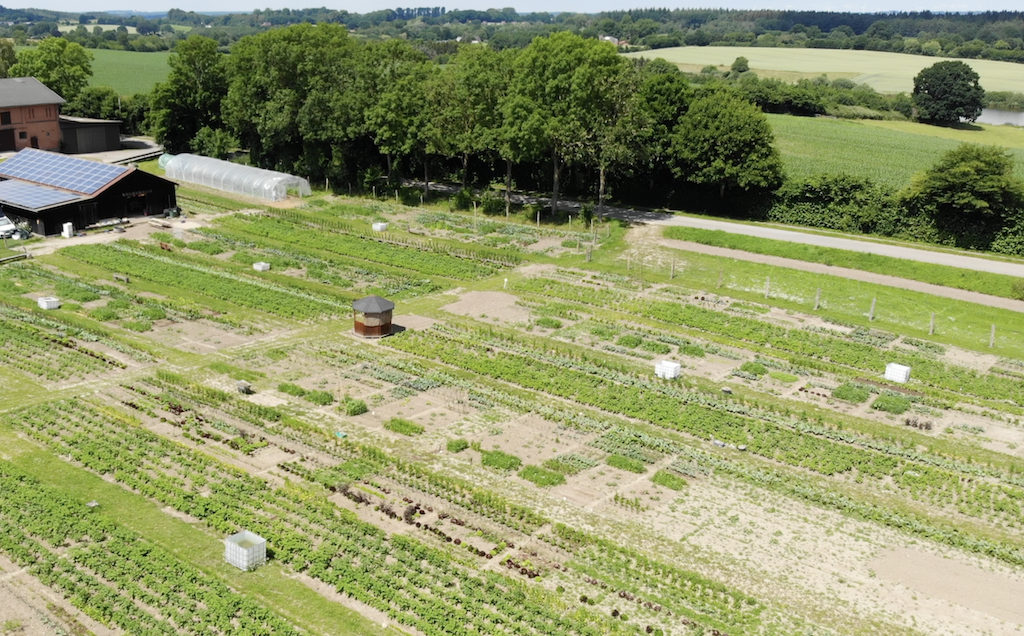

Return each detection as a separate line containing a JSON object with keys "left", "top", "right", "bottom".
{"left": 664, "top": 226, "right": 1024, "bottom": 301}
{"left": 768, "top": 114, "right": 1024, "bottom": 188}
{"left": 3, "top": 436, "right": 389, "bottom": 636}
{"left": 89, "top": 48, "right": 172, "bottom": 95}
{"left": 624, "top": 46, "right": 1024, "bottom": 93}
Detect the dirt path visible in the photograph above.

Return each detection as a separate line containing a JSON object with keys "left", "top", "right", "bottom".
{"left": 657, "top": 236, "right": 1024, "bottom": 313}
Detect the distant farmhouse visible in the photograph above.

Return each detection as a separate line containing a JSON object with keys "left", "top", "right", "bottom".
{"left": 0, "top": 77, "right": 63, "bottom": 153}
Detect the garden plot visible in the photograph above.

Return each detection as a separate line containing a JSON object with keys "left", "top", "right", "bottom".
{"left": 442, "top": 291, "right": 531, "bottom": 324}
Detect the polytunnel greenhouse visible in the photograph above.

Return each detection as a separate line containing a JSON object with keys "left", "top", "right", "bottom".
{"left": 160, "top": 153, "right": 312, "bottom": 202}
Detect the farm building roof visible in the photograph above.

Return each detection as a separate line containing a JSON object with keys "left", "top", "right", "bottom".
{"left": 353, "top": 295, "right": 395, "bottom": 313}
{"left": 0, "top": 148, "right": 130, "bottom": 196}
{"left": 0, "top": 77, "right": 66, "bottom": 109}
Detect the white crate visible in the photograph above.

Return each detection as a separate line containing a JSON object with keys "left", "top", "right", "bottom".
{"left": 253, "top": 262, "right": 271, "bottom": 272}
{"left": 61, "top": 222, "right": 74, "bottom": 238}
{"left": 38, "top": 297, "right": 61, "bottom": 310}
{"left": 372, "top": 222, "right": 388, "bottom": 232}
{"left": 884, "top": 363, "right": 911, "bottom": 384}
{"left": 655, "top": 360, "right": 681, "bottom": 379}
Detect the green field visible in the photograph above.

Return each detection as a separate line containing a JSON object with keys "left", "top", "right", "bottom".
{"left": 625, "top": 46, "right": 1024, "bottom": 93}
{"left": 769, "top": 113, "right": 1024, "bottom": 188}
{"left": 88, "top": 48, "right": 171, "bottom": 95}
{"left": 663, "top": 226, "right": 1024, "bottom": 300}
{"left": 58, "top": 23, "right": 138, "bottom": 34}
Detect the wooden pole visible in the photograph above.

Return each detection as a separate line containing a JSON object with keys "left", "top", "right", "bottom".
{"left": 717, "top": 269, "right": 723, "bottom": 288}
{"left": 814, "top": 288, "right": 821, "bottom": 311}
{"left": 929, "top": 312, "right": 935, "bottom": 335}
{"left": 670, "top": 260, "right": 675, "bottom": 279}
{"left": 990, "top": 324, "right": 996, "bottom": 348}
{"left": 764, "top": 276, "right": 770, "bottom": 299}
{"left": 627, "top": 256, "right": 631, "bottom": 271}
{"left": 869, "top": 297, "right": 876, "bottom": 322}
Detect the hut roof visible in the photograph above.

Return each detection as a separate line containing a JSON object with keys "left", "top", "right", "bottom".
{"left": 353, "top": 295, "right": 395, "bottom": 313}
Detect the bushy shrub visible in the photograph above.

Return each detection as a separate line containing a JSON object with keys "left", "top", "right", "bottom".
{"left": 680, "top": 343, "right": 705, "bottom": 357}
{"left": 140, "top": 306, "right": 166, "bottom": 321}
{"left": 451, "top": 188, "right": 474, "bottom": 211}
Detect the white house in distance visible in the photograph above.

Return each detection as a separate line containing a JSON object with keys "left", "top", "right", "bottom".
{"left": 224, "top": 530, "right": 267, "bottom": 571}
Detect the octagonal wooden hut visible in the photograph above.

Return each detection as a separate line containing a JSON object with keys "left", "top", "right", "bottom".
{"left": 353, "top": 295, "right": 394, "bottom": 338}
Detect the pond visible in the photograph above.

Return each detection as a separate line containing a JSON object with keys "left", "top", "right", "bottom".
{"left": 977, "top": 108, "right": 1024, "bottom": 126}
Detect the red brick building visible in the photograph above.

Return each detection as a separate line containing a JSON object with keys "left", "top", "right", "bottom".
{"left": 0, "top": 77, "right": 64, "bottom": 153}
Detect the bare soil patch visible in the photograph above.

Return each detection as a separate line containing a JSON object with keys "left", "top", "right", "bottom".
{"left": 442, "top": 291, "right": 531, "bottom": 324}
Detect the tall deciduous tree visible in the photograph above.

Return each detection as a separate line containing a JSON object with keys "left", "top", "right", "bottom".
{"left": 904, "top": 143, "right": 1024, "bottom": 250}
{"left": 671, "top": 90, "right": 783, "bottom": 199}
{"left": 0, "top": 40, "right": 16, "bottom": 78}
{"left": 150, "top": 36, "right": 226, "bottom": 154}
{"left": 912, "top": 60, "right": 985, "bottom": 125}
{"left": 224, "top": 24, "right": 361, "bottom": 182}
{"left": 8, "top": 38, "right": 92, "bottom": 101}
{"left": 504, "top": 32, "right": 624, "bottom": 220}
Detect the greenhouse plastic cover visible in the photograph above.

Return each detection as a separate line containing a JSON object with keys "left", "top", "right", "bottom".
{"left": 161, "top": 153, "right": 311, "bottom": 202}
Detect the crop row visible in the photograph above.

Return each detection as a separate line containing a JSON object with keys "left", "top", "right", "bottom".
{"left": 515, "top": 276, "right": 1024, "bottom": 407}
{"left": 215, "top": 214, "right": 498, "bottom": 280}
{"left": 0, "top": 463, "right": 301, "bottom": 636}
{"left": 385, "top": 328, "right": 1024, "bottom": 562}
{"left": 63, "top": 242, "right": 346, "bottom": 320}
{"left": 0, "top": 318, "right": 125, "bottom": 381}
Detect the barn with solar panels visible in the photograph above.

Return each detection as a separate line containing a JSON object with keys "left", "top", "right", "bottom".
{"left": 0, "top": 148, "right": 177, "bottom": 235}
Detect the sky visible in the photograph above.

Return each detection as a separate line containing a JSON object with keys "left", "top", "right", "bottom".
{"left": 7, "top": 0, "right": 1024, "bottom": 16}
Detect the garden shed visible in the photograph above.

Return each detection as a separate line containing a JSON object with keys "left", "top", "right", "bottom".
{"left": 224, "top": 530, "right": 266, "bottom": 571}
{"left": 353, "top": 295, "right": 394, "bottom": 338}
{"left": 160, "top": 153, "right": 311, "bottom": 202}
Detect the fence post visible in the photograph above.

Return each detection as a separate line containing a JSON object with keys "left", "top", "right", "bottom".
{"left": 764, "top": 276, "right": 770, "bottom": 299}
{"left": 814, "top": 288, "right": 821, "bottom": 311}
{"left": 718, "top": 269, "right": 723, "bottom": 288}
{"left": 990, "top": 324, "right": 996, "bottom": 348}
{"left": 670, "top": 260, "right": 675, "bottom": 279}
{"left": 869, "top": 297, "right": 876, "bottom": 322}
{"left": 930, "top": 312, "right": 935, "bottom": 335}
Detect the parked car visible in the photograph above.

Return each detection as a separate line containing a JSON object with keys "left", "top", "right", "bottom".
{"left": 0, "top": 215, "right": 16, "bottom": 239}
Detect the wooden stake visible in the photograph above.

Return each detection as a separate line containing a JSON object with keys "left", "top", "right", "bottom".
{"left": 869, "top": 297, "right": 876, "bottom": 322}
{"left": 929, "top": 312, "right": 935, "bottom": 335}
{"left": 627, "top": 256, "right": 631, "bottom": 271}
{"left": 717, "top": 269, "right": 723, "bottom": 288}
{"left": 764, "top": 276, "right": 770, "bottom": 299}
{"left": 990, "top": 324, "right": 996, "bottom": 348}
{"left": 670, "top": 260, "right": 675, "bottom": 279}
{"left": 814, "top": 288, "right": 821, "bottom": 310}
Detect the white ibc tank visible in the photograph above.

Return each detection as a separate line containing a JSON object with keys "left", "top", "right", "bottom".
{"left": 885, "top": 363, "right": 911, "bottom": 384}
{"left": 655, "top": 360, "right": 681, "bottom": 379}
{"left": 253, "top": 262, "right": 271, "bottom": 272}
{"left": 38, "top": 297, "right": 61, "bottom": 310}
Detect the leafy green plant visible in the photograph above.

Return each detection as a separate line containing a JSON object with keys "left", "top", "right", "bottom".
{"left": 121, "top": 319, "right": 152, "bottom": 332}
{"left": 640, "top": 340, "right": 671, "bottom": 354}
{"left": 739, "top": 361, "right": 767, "bottom": 377}
{"left": 278, "top": 382, "right": 306, "bottom": 397}
{"left": 871, "top": 394, "right": 912, "bottom": 414}
{"left": 341, "top": 395, "right": 368, "bottom": 416}
{"left": 768, "top": 371, "right": 799, "bottom": 383}
{"left": 607, "top": 454, "right": 646, "bottom": 473}
{"left": 616, "top": 334, "right": 643, "bottom": 348}
{"left": 652, "top": 470, "right": 689, "bottom": 490}
{"left": 384, "top": 417, "right": 424, "bottom": 436}
{"left": 519, "top": 465, "right": 566, "bottom": 487}
{"left": 832, "top": 382, "right": 871, "bottom": 403}
{"left": 446, "top": 438, "right": 469, "bottom": 453}
{"left": 536, "top": 317, "right": 563, "bottom": 329}
{"left": 304, "top": 390, "right": 334, "bottom": 406}
{"left": 480, "top": 449, "right": 522, "bottom": 471}
{"left": 680, "top": 343, "right": 705, "bottom": 357}
{"left": 89, "top": 307, "right": 120, "bottom": 321}
{"left": 187, "top": 241, "right": 226, "bottom": 255}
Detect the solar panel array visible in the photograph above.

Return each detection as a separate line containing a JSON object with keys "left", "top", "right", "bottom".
{"left": 0, "top": 179, "right": 83, "bottom": 211}
{"left": 0, "top": 149, "right": 129, "bottom": 195}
